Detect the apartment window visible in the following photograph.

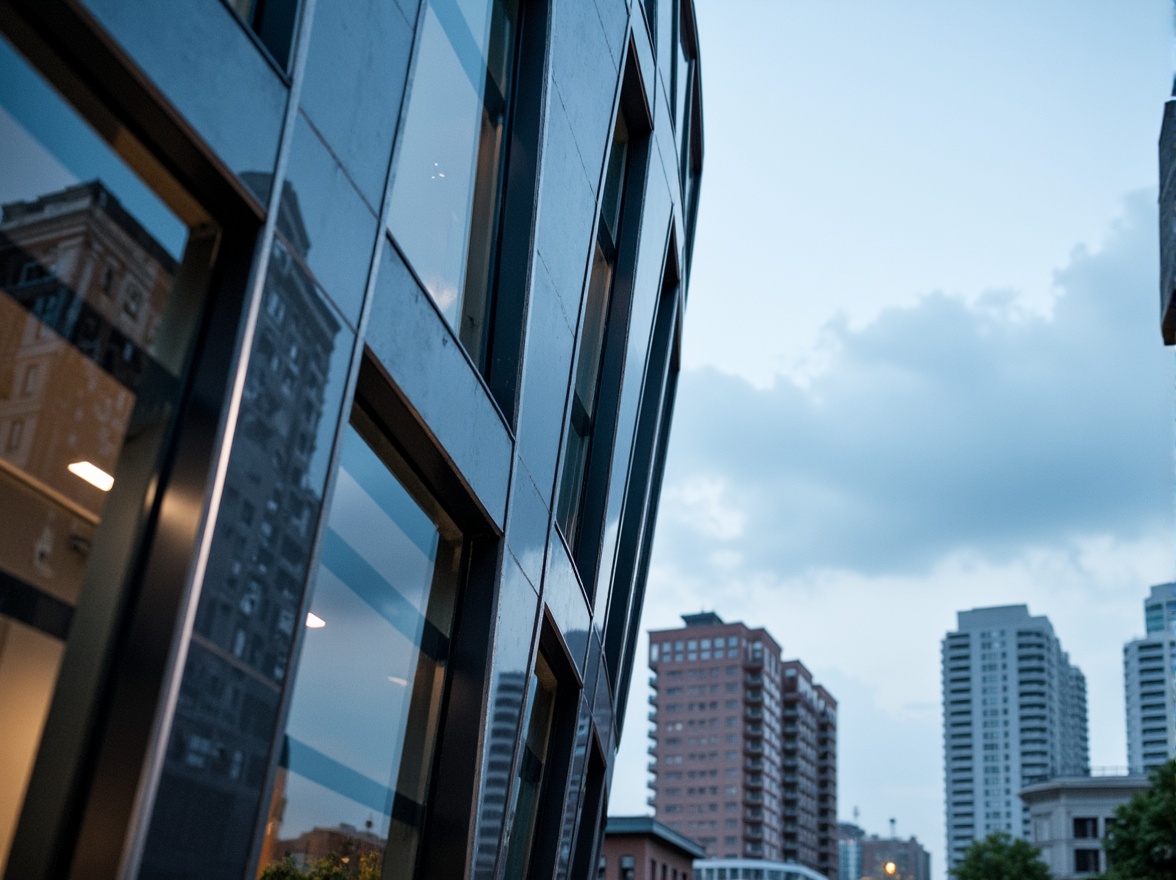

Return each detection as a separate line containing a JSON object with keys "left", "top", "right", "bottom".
{"left": 225, "top": 0, "right": 301, "bottom": 69}
{"left": 1073, "top": 816, "right": 1098, "bottom": 838}
{"left": 255, "top": 408, "right": 464, "bottom": 877}
{"left": 1074, "top": 848, "right": 1100, "bottom": 874}
{"left": 389, "top": 0, "right": 529, "bottom": 384}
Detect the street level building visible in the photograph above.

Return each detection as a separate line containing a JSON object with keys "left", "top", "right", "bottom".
{"left": 600, "top": 815, "right": 706, "bottom": 880}
{"left": 693, "top": 857, "right": 828, "bottom": 880}
{"left": 941, "top": 605, "right": 1090, "bottom": 872}
{"left": 1020, "top": 773, "right": 1150, "bottom": 879}
{"left": 1123, "top": 583, "right": 1176, "bottom": 772}
{"left": 0, "top": 0, "right": 704, "bottom": 877}
{"left": 858, "top": 834, "right": 932, "bottom": 880}
{"left": 648, "top": 613, "right": 838, "bottom": 878}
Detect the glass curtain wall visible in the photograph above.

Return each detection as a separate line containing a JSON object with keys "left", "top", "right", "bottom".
{"left": 556, "top": 114, "right": 630, "bottom": 554}
{"left": 0, "top": 34, "right": 214, "bottom": 871}
{"left": 388, "top": 0, "right": 520, "bottom": 372}
{"left": 255, "top": 405, "right": 463, "bottom": 879}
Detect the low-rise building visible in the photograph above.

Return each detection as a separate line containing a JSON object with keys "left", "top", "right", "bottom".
{"left": 694, "top": 857, "right": 828, "bottom": 880}
{"left": 602, "top": 816, "right": 706, "bottom": 880}
{"left": 1019, "top": 773, "right": 1150, "bottom": 879}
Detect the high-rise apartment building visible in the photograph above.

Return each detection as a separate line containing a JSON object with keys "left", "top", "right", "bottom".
{"left": 648, "top": 613, "right": 838, "bottom": 878}
{"left": 941, "top": 605, "right": 1090, "bottom": 871}
{"left": 0, "top": 0, "right": 704, "bottom": 877}
{"left": 1123, "top": 583, "right": 1176, "bottom": 772}
{"left": 782, "top": 660, "right": 838, "bottom": 877}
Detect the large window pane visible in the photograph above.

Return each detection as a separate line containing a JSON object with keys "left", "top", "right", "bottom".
{"left": 501, "top": 652, "right": 558, "bottom": 876}
{"left": 256, "top": 409, "right": 462, "bottom": 878}
{"left": 388, "top": 0, "right": 519, "bottom": 370}
{"left": 0, "top": 33, "right": 212, "bottom": 871}
{"left": 555, "top": 115, "right": 630, "bottom": 555}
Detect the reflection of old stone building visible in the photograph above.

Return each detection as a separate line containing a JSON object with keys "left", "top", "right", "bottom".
{"left": 0, "top": 181, "right": 174, "bottom": 607}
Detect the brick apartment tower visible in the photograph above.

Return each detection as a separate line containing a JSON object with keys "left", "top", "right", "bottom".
{"left": 648, "top": 613, "right": 838, "bottom": 879}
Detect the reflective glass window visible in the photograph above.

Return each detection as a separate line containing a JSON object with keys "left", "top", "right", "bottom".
{"left": 388, "top": 0, "right": 520, "bottom": 371}
{"left": 0, "top": 34, "right": 215, "bottom": 871}
{"left": 256, "top": 407, "right": 462, "bottom": 878}
{"left": 227, "top": 0, "right": 302, "bottom": 70}
{"left": 501, "top": 651, "right": 559, "bottom": 875}
{"left": 556, "top": 113, "right": 630, "bottom": 553}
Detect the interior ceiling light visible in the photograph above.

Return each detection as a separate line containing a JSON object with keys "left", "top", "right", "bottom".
{"left": 305, "top": 612, "right": 326, "bottom": 628}
{"left": 67, "top": 461, "right": 114, "bottom": 492}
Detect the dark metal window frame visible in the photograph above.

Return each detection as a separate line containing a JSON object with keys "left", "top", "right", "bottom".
{"left": 389, "top": 0, "right": 550, "bottom": 422}
{"left": 556, "top": 38, "right": 655, "bottom": 600}
{"left": 0, "top": 2, "right": 266, "bottom": 877}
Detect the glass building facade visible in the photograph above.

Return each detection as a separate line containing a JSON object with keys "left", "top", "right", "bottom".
{"left": 0, "top": 0, "right": 703, "bottom": 877}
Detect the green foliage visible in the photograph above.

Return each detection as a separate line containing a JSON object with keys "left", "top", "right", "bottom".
{"left": 258, "top": 851, "right": 382, "bottom": 880}
{"left": 1101, "top": 758, "right": 1176, "bottom": 880}
{"left": 950, "top": 831, "right": 1051, "bottom": 880}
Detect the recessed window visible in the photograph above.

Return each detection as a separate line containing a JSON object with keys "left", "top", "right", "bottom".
{"left": 388, "top": 0, "right": 522, "bottom": 373}
{"left": 501, "top": 651, "right": 561, "bottom": 874}
{"left": 556, "top": 113, "right": 631, "bottom": 554}
{"left": 225, "top": 0, "right": 301, "bottom": 70}
{"left": 255, "top": 407, "right": 464, "bottom": 878}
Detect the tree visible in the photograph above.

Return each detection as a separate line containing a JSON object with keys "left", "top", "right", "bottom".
{"left": 1101, "top": 758, "right": 1176, "bottom": 880}
{"left": 950, "top": 831, "right": 1050, "bottom": 880}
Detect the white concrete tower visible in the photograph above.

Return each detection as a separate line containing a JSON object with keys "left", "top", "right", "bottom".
{"left": 1124, "top": 583, "right": 1176, "bottom": 773}
{"left": 942, "top": 605, "right": 1090, "bottom": 871}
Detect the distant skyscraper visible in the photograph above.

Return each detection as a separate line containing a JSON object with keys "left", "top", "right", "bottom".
{"left": 648, "top": 613, "right": 838, "bottom": 879}
{"left": 941, "top": 605, "right": 1090, "bottom": 871}
{"left": 1123, "top": 583, "right": 1176, "bottom": 772}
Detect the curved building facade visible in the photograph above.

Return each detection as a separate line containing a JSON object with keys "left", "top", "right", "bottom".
{"left": 0, "top": 0, "right": 703, "bottom": 877}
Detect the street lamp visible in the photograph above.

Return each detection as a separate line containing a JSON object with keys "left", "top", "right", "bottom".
{"left": 884, "top": 862, "right": 898, "bottom": 878}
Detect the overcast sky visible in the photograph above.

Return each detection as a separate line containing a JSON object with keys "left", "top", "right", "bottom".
{"left": 609, "top": 2, "right": 1176, "bottom": 876}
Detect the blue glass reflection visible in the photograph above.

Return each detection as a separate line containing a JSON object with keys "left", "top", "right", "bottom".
{"left": 256, "top": 417, "right": 463, "bottom": 877}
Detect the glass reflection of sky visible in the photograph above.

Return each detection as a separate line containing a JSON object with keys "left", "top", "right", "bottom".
{"left": 387, "top": 0, "right": 494, "bottom": 320}
{"left": 0, "top": 36, "right": 186, "bottom": 260}
{"left": 277, "top": 427, "right": 441, "bottom": 841}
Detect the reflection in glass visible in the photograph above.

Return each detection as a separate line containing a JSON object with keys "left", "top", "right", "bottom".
{"left": 556, "top": 115, "right": 630, "bottom": 553}
{"left": 501, "top": 652, "right": 558, "bottom": 877}
{"left": 0, "top": 34, "right": 208, "bottom": 872}
{"left": 140, "top": 224, "right": 348, "bottom": 878}
{"left": 227, "top": 0, "right": 302, "bottom": 70}
{"left": 256, "top": 410, "right": 462, "bottom": 878}
{"left": 388, "top": 0, "right": 519, "bottom": 370}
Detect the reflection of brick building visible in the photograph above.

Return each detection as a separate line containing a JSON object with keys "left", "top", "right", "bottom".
{"left": 0, "top": 180, "right": 174, "bottom": 607}
{"left": 648, "top": 614, "right": 838, "bottom": 879}
{"left": 270, "top": 822, "right": 385, "bottom": 870}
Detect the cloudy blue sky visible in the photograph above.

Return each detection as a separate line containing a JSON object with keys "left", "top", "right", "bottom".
{"left": 610, "top": 2, "right": 1176, "bottom": 876}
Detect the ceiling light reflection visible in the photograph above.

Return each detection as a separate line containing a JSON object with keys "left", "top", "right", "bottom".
{"left": 387, "top": 676, "right": 408, "bottom": 686}
{"left": 305, "top": 612, "right": 326, "bottom": 628}
{"left": 67, "top": 461, "right": 114, "bottom": 492}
